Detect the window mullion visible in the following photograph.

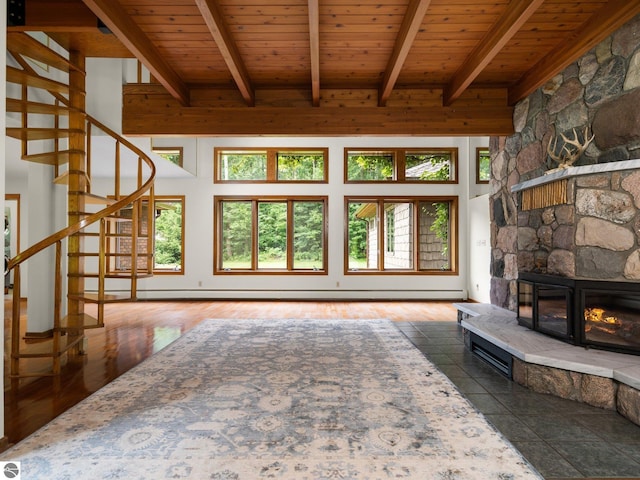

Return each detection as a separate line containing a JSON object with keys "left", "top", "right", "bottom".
{"left": 378, "top": 199, "right": 385, "bottom": 271}
{"left": 251, "top": 200, "right": 259, "bottom": 270}
{"left": 413, "top": 199, "right": 420, "bottom": 272}
{"left": 266, "top": 149, "right": 277, "bottom": 181}
{"left": 396, "top": 150, "right": 405, "bottom": 181}
{"left": 287, "top": 200, "right": 293, "bottom": 270}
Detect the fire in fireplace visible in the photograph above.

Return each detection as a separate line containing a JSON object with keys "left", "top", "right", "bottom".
{"left": 517, "top": 273, "right": 640, "bottom": 355}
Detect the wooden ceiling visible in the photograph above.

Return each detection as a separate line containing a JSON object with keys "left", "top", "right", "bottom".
{"left": 10, "top": 0, "right": 640, "bottom": 136}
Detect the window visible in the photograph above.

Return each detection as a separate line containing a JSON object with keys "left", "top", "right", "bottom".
{"left": 215, "top": 196, "right": 327, "bottom": 273}
{"left": 215, "top": 148, "right": 328, "bottom": 182}
{"left": 152, "top": 147, "right": 183, "bottom": 167}
{"left": 345, "top": 148, "right": 457, "bottom": 183}
{"left": 346, "top": 196, "right": 457, "bottom": 274}
{"left": 476, "top": 147, "right": 490, "bottom": 183}
{"left": 110, "top": 196, "right": 184, "bottom": 274}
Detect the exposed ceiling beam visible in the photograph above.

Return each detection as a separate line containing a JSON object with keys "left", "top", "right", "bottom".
{"left": 195, "top": 0, "right": 255, "bottom": 107}
{"left": 308, "top": 0, "right": 320, "bottom": 107}
{"left": 81, "top": 0, "right": 190, "bottom": 106}
{"left": 509, "top": 0, "right": 640, "bottom": 105}
{"left": 443, "top": 0, "right": 544, "bottom": 106}
{"left": 124, "top": 85, "right": 514, "bottom": 136}
{"left": 123, "top": 104, "right": 514, "bottom": 137}
{"left": 378, "top": 0, "right": 432, "bottom": 107}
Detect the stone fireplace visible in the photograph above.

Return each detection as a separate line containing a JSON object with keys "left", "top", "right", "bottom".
{"left": 485, "top": 14, "right": 640, "bottom": 425}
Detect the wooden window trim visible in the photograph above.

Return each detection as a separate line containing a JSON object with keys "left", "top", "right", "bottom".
{"left": 214, "top": 147, "right": 329, "bottom": 183}
{"left": 344, "top": 196, "right": 458, "bottom": 275}
{"left": 476, "top": 147, "right": 490, "bottom": 184}
{"left": 152, "top": 146, "right": 184, "bottom": 168}
{"left": 214, "top": 196, "right": 328, "bottom": 274}
{"left": 344, "top": 147, "right": 458, "bottom": 184}
{"left": 107, "top": 195, "right": 185, "bottom": 275}
{"left": 153, "top": 196, "right": 185, "bottom": 275}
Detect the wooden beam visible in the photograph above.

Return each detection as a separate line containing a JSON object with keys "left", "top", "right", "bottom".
{"left": 443, "top": 0, "right": 544, "bottom": 106}
{"left": 195, "top": 0, "right": 255, "bottom": 107}
{"left": 10, "top": 0, "right": 99, "bottom": 32}
{"left": 378, "top": 0, "right": 432, "bottom": 107}
{"left": 509, "top": 0, "right": 640, "bottom": 105}
{"left": 123, "top": 92, "right": 514, "bottom": 136}
{"left": 308, "top": 0, "right": 320, "bottom": 107}
{"left": 81, "top": 0, "right": 190, "bottom": 106}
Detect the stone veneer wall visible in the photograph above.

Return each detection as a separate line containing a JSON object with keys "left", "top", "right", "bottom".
{"left": 490, "top": 14, "right": 640, "bottom": 310}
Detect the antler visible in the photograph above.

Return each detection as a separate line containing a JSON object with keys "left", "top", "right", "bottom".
{"left": 547, "top": 126, "right": 594, "bottom": 169}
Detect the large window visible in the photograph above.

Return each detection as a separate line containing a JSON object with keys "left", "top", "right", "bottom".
{"left": 110, "top": 196, "right": 184, "bottom": 274}
{"left": 215, "top": 148, "right": 328, "bottom": 183}
{"left": 345, "top": 148, "right": 457, "bottom": 183}
{"left": 346, "top": 197, "right": 457, "bottom": 274}
{"left": 214, "top": 197, "right": 327, "bottom": 273}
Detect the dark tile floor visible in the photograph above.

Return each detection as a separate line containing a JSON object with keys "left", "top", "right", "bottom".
{"left": 395, "top": 320, "right": 640, "bottom": 480}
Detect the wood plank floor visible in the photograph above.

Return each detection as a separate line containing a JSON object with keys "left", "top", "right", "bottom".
{"left": 3, "top": 299, "right": 458, "bottom": 446}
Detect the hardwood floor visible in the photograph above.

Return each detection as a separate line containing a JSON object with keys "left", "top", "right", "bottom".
{"left": 3, "top": 299, "right": 458, "bottom": 446}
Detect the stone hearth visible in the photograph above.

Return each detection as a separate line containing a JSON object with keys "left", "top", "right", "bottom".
{"left": 455, "top": 302, "right": 640, "bottom": 427}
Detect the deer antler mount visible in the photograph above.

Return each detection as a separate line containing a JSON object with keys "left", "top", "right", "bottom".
{"left": 546, "top": 126, "right": 594, "bottom": 173}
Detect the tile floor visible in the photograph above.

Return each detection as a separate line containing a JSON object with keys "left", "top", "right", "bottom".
{"left": 395, "top": 320, "right": 640, "bottom": 480}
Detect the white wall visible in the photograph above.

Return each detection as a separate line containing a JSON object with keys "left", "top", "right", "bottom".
{"left": 90, "top": 135, "right": 487, "bottom": 300}
{"left": 467, "top": 194, "right": 491, "bottom": 302}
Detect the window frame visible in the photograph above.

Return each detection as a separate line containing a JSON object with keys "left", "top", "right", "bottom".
{"left": 152, "top": 146, "right": 184, "bottom": 168}
{"left": 152, "top": 196, "right": 185, "bottom": 275}
{"left": 344, "top": 196, "right": 458, "bottom": 275}
{"left": 344, "top": 147, "right": 458, "bottom": 183}
{"left": 107, "top": 195, "right": 185, "bottom": 275}
{"left": 214, "top": 147, "right": 329, "bottom": 183}
{"left": 476, "top": 147, "right": 490, "bottom": 184}
{"left": 214, "top": 195, "right": 329, "bottom": 274}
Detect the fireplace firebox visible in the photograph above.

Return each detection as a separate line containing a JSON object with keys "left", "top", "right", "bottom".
{"left": 517, "top": 273, "right": 640, "bottom": 355}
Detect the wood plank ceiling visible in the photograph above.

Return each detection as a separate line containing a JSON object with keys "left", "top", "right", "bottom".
{"left": 10, "top": 0, "right": 640, "bottom": 136}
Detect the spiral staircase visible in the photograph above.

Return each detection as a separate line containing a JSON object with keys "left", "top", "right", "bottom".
{"left": 5, "top": 32, "right": 156, "bottom": 380}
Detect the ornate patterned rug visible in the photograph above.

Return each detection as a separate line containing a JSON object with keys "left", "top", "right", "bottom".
{"left": 2, "top": 319, "right": 542, "bottom": 479}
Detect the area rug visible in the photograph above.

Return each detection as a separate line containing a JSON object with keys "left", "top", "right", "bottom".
{"left": 1, "top": 319, "right": 542, "bottom": 479}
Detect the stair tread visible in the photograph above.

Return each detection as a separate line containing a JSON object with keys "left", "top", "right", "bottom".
{"left": 6, "top": 98, "right": 75, "bottom": 115}
{"left": 21, "top": 149, "right": 84, "bottom": 166}
{"left": 6, "top": 66, "right": 81, "bottom": 94}
{"left": 11, "top": 334, "right": 84, "bottom": 359}
{"left": 8, "top": 32, "right": 83, "bottom": 73}
{"left": 7, "top": 127, "right": 85, "bottom": 141}
{"left": 59, "top": 313, "right": 102, "bottom": 330}
{"left": 82, "top": 193, "right": 116, "bottom": 205}
{"left": 69, "top": 293, "right": 133, "bottom": 303}
{"left": 68, "top": 272, "right": 153, "bottom": 279}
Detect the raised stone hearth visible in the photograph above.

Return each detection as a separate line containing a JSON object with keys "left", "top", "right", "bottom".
{"left": 455, "top": 303, "right": 640, "bottom": 427}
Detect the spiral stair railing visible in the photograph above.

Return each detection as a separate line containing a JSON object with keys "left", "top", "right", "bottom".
{"left": 5, "top": 32, "right": 156, "bottom": 379}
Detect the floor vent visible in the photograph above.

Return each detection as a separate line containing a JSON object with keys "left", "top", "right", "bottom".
{"left": 470, "top": 332, "right": 513, "bottom": 379}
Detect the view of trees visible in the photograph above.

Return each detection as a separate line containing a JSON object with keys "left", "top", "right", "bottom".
{"left": 219, "top": 199, "right": 325, "bottom": 270}
{"left": 219, "top": 152, "right": 268, "bottom": 180}
{"left": 347, "top": 150, "right": 453, "bottom": 181}
{"left": 477, "top": 149, "right": 491, "bottom": 182}
{"left": 347, "top": 153, "right": 394, "bottom": 180}
{"left": 277, "top": 152, "right": 325, "bottom": 181}
{"left": 154, "top": 201, "right": 183, "bottom": 270}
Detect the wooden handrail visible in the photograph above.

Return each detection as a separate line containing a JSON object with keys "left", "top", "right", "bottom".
{"left": 6, "top": 53, "right": 156, "bottom": 273}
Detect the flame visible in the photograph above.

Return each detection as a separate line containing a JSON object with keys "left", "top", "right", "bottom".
{"left": 584, "top": 307, "right": 620, "bottom": 325}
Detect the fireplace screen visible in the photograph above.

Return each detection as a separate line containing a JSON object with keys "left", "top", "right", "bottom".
{"left": 518, "top": 273, "right": 640, "bottom": 355}
{"left": 583, "top": 291, "right": 640, "bottom": 351}
{"left": 537, "top": 284, "right": 570, "bottom": 338}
